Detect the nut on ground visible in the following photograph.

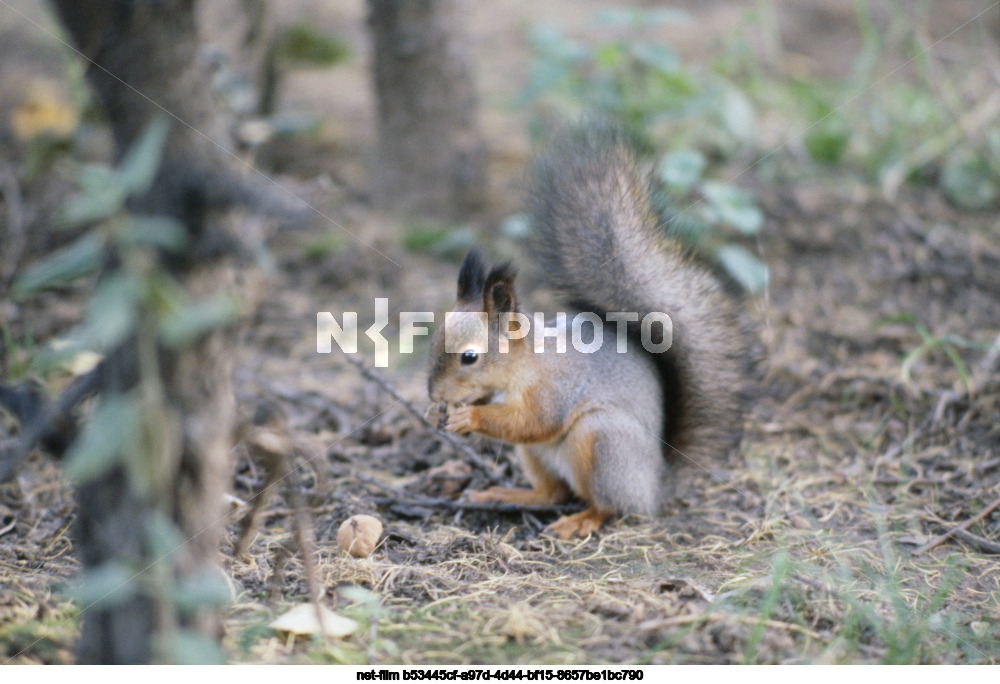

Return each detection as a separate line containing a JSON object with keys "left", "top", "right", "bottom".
{"left": 336, "top": 514, "right": 382, "bottom": 557}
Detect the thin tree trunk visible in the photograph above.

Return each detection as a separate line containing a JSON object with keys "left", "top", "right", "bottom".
{"left": 50, "top": 0, "right": 241, "bottom": 663}
{"left": 368, "top": 0, "right": 487, "bottom": 217}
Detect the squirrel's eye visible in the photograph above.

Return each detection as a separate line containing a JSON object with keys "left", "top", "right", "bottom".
{"left": 460, "top": 350, "right": 479, "bottom": 365}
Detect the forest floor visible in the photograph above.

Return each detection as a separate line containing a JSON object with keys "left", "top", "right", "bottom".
{"left": 2, "top": 0, "right": 999, "bottom": 665}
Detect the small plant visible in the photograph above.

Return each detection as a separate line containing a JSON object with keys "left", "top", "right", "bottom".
{"left": 257, "top": 22, "right": 352, "bottom": 116}
{"left": 723, "top": 3, "right": 1000, "bottom": 210}
{"left": 0, "top": 323, "right": 36, "bottom": 383}
{"left": 880, "top": 313, "right": 982, "bottom": 392}
{"left": 518, "top": 9, "right": 768, "bottom": 292}
{"left": 13, "top": 117, "right": 235, "bottom": 663}
{"left": 402, "top": 222, "right": 477, "bottom": 258}
{"left": 655, "top": 150, "right": 768, "bottom": 292}
{"left": 15, "top": 120, "right": 240, "bottom": 376}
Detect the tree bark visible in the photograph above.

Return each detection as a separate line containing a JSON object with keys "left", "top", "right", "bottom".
{"left": 49, "top": 0, "right": 241, "bottom": 664}
{"left": 368, "top": 0, "right": 487, "bottom": 217}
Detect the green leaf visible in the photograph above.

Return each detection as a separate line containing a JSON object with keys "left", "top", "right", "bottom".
{"left": 804, "top": 122, "right": 849, "bottom": 164}
{"left": 119, "top": 116, "right": 170, "bottom": 196}
{"left": 158, "top": 293, "right": 240, "bottom": 348}
{"left": 57, "top": 167, "right": 127, "bottom": 229}
{"left": 594, "top": 8, "right": 690, "bottom": 28}
{"left": 145, "top": 510, "right": 186, "bottom": 560}
{"left": 402, "top": 226, "right": 449, "bottom": 252}
{"left": 632, "top": 43, "right": 680, "bottom": 75}
{"left": 646, "top": 68, "right": 698, "bottom": 102}
{"left": 63, "top": 395, "right": 140, "bottom": 485}
{"left": 82, "top": 274, "right": 139, "bottom": 351}
{"left": 301, "top": 232, "right": 344, "bottom": 260}
{"left": 721, "top": 88, "right": 756, "bottom": 143}
{"left": 701, "top": 181, "right": 763, "bottom": 234}
{"left": 144, "top": 272, "right": 188, "bottom": 318}
{"left": 941, "top": 149, "right": 999, "bottom": 211}
{"left": 942, "top": 344, "right": 972, "bottom": 392}
{"left": 716, "top": 244, "right": 769, "bottom": 293}
{"left": 402, "top": 225, "right": 477, "bottom": 258}
{"left": 276, "top": 23, "right": 351, "bottom": 66}
{"left": 594, "top": 43, "right": 625, "bottom": 70}
{"left": 174, "top": 569, "right": 233, "bottom": 615}
{"left": 268, "top": 112, "right": 323, "bottom": 138}
{"left": 12, "top": 233, "right": 104, "bottom": 298}
{"left": 121, "top": 216, "right": 188, "bottom": 252}
{"left": 161, "top": 629, "right": 227, "bottom": 665}
{"left": 900, "top": 340, "right": 931, "bottom": 385}
{"left": 74, "top": 163, "right": 119, "bottom": 196}
{"left": 658, "top": 149, "right": 706, "bottom": 192}
{"left": 663, "top": 211, "right": 709, "bottom": 245}
{"left": 338, "top": 585, "right": 382, "bottom": 610}
{"left": 28, "top": 337, "right": 88, "bottom": 376}
{"left": 70, "top": 562, "right": 137, "bottom": 610}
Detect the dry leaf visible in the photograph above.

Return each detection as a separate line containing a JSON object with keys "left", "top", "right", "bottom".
{"left": 269, "top": 603, "right": 357, "bottom": 637}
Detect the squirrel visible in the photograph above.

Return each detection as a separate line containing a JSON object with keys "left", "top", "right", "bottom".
{"left": 427, "top": 126, "right": 757, "bottom": 539}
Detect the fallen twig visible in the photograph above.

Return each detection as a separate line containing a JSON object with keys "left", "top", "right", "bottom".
{"left": 637, "top": 612, "right": 822, "bottom": 641}
{"left": 0, "top": 161, "right": 26, "bottom": 286}
{"left": 914, "top": 493, "right": 1000, "bottom": 555}
{"left": 0, "top": 365, "right": 103, "bottom": 481}
{"left": 950, "top": 528, "right": 1000, "bottom": 554}
{"left": 342, "top": 354, "right": 504, "bottom": 484}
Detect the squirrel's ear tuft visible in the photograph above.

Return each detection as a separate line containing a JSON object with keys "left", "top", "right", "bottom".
{"left": 484, "top": 263, "right": 518, "bottom": 313}
{"left": 457, "top": 248, "right": 487, "bottom": 302}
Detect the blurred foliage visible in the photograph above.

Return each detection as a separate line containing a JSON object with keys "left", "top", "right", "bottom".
{"left": 720, "top": 2, "right": 1000, "bottom": 211}
{"left": 12, "top": 117, "right": 235, "bottom": 663}
{"left": 300, "top": 232, "right": 346, "bottom": 261}
{"left": 10, "top": 79, "right": 80, "bottom": 179}
{"left": 518, "top": 9, "right": 768, "bottom": 293}
{"left": 14, "top": 117, "right": 239, "bottom": 368}
{"left": 275, "top": 22, "right": 351, "bottom": 67}
{"left": 256, "top": 22, "right": 351, "bottom": 119}
{"left": 0, "top": 323, "right": 36, "bottom": 383}
{"left": 402, "top": 223, "right": 477, "bottom": 259}
{"left": 880, "top": 312, "right": 986, "bottom": 392}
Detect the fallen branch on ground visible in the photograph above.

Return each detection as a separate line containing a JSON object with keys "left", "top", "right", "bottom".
{"left": 342, "top": 353, "right": 504, "bottom": 484}
{"left": 914, "top": 493, "right": 1000, "bottom": 555}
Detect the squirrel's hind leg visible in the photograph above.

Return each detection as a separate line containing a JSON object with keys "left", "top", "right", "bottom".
{"left": 572, "top": 417, "right": 668, "bottom": 520}
{"left": 543, "top": 429, "right": 616, "bottom": 539}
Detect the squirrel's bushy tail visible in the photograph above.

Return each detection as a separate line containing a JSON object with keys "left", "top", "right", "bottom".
{"left": 528, "top": 126, "right": 756, "bottom": 461}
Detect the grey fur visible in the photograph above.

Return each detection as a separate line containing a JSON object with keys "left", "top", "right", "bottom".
{"left": 528, "top": 125, "right": 757, "bottom": 465}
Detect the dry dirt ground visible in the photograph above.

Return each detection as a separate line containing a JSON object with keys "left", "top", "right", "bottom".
{"left": 1, "top": 0, "right": 1000, "bottom": 665}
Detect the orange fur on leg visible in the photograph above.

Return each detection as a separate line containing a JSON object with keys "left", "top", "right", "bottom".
{"left": 466, "top": 486, "right": 565, "bottom": 506}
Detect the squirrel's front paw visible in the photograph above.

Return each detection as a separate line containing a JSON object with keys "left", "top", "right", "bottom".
{"left": 444, "top": 405, "right": 477, "bottom": 434}
{"left": 425, "top": 401, "right": 448, "bottom": 430}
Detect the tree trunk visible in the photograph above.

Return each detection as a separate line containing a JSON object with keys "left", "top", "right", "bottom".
{"left": 50, "top": 0, "right": 241, "bottom": 664}
{"left": 368, "top": 0, "right": 487, "bottom": 217}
